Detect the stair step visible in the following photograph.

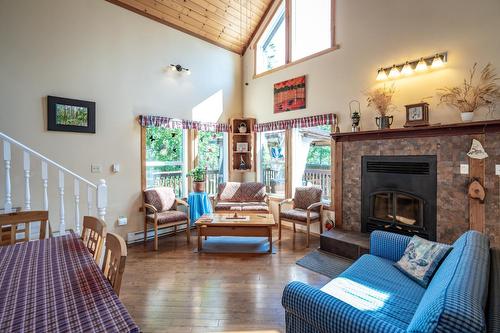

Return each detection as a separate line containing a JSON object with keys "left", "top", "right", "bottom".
{"left": 320, "top": 228, "right": 370, "bottom": 260}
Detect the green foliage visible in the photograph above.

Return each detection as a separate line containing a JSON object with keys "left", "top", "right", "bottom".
{"left": 197, "top": 131, "right": 223, "bottom": 171}
{"left": 55, "top": 104, "right": 88, "bottom": 126}
{"left": 146, "top": 127, "right": 183, "bottom": 172}
{"left": 186, "top": 166, "right": 206, "bottom": 182}
{"left": 306, "top": 145, "right": 331, "bottom": 166}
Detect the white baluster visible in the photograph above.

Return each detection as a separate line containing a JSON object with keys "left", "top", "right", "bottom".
{"left": 58, "top": 170, "right": 65, "bottom": 235}
{"left": 42, "top": 161, "right": 48, "bottom": 211}
{"left": 87, "top": 186, "right": 93, "bottom": 216}
{"left": 3, "top": 141, "right": 12, "bottom": 213}
{"left": 23, "top": 151, "right": 31, "bottom": 211}
{"left": 97, "top": 179, "right": 107, "bottom": 221}
{"left": 74, "top": 179, "right": 80, "bottom": 235}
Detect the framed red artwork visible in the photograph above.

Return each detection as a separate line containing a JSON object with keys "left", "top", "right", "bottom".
{"left": 273, "top": 75, "right": 306, "bottom": 113}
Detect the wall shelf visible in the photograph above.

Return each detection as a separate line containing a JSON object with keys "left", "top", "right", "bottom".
{"left": 228, "top": 118, "right": 256, "bottom": 179}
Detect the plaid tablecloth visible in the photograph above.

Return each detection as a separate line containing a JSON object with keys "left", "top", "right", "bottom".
{"left": 0, "top": 232, "right": 140, "bottom": 333}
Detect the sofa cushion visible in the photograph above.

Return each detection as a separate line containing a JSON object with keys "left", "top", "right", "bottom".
{"left": 294, "top": 186, "right": 322, "bottom": 211}
{"left": 321, "top": 254, "right": 426, "bottom": 330}
{"left": 394, "top": 235, "right": 451, "bottom": 287}
{"left": 144, "top": 187, "right": 177, "bottom": 212}
{"left": 240, "top": 202, "right": 269, "bottom": 212}
{"left": 240, "top": 182, "right": 266, "bottom": 202}
{"left": 147, "top": 210, "right": 187, "bottom": 224}
{"left": 407, "top": 231, "right": 490, "bottom": 333}
{"left": 280, "top": 208, "right": 320, "bottom": 222}
{"left": 217, "top": 182, "right": 242, "bottom": 202}
{"left": 214, "top": 203, "right": 241, "bottom": 211}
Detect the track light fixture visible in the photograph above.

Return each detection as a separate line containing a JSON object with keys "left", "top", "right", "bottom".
{"left": 376, "top": 52, "right": 447, "bottom": 81}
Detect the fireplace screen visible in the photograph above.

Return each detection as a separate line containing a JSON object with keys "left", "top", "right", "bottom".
{"left": 370, "top": 191, "right": 423, "bottom": 227}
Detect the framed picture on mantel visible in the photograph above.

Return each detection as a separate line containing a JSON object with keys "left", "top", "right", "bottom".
{"left": 47, "top": 95, "right": 96, "bottom": 133}
{"left": 273, "top": 75, "right": 306, "bottom": 113}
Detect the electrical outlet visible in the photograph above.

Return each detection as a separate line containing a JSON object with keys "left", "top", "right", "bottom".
{"left": 496, "top": 164, "right": 500, "bottom": 176}
{"left": 91, "top": 164, "right": 102, "bottom": 173}
{"left": 460, "top": 164, "right": 469, "bottom": 175}
{"left": 117, "top": 216, "right": 127, "bottom": 226}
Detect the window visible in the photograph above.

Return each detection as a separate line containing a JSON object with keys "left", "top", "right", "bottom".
{"left": 197, "top": 131, "right": 227, "bottom": 195}
{"left": 291, "top": 0, "right": 332, "bottom": 61}
{"left": 255, "top": 1, "right": 286, "bottom": 75}
{"left": 260, "top": 130, "right": 286, "bottom": 196}
{"left": 255, "top": 0, "right": 335, "bottom": 76}
{"left": 292, "top": 125, "right": 331, "bottom": 202}
{"left": 145, "top": 127, "right": 187, "bottom": 197}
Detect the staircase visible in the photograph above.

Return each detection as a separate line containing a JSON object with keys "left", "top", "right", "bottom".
{"left": 1, "top": 132, "right": 107, "bottom": 235}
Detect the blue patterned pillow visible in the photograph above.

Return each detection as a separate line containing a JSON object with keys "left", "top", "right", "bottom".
{"left": 394, "top": 236, "right": 451, "bottom": 287}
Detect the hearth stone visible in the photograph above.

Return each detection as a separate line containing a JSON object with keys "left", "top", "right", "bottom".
{"left": 320, "top": 228, "right": 370, "bottom": 260}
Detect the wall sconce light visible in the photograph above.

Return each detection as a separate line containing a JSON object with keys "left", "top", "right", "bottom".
{"left": 170, "top": 64, "right": 191, "bottom": 75}
{"left": 376, "top": 52, "right": 447, "bottom": 81}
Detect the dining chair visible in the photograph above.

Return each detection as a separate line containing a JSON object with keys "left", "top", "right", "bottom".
{"left": 0, "top": 211, "right": 49, "bottom": 246}
{"left": 278, "top": 187, "right": 324, "bottom": 248}
{"left": 81, "top": 216, "right": 107, "bottom": 262}
{"left": 102, "top": 232, "right": 127, "bottom": 296}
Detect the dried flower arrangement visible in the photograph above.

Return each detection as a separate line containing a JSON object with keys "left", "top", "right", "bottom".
{"left": 438, "top": 63, "right": 500, "bottom": 114}
{"left": 366, "top": 84, "right": 396, "bottom": 116}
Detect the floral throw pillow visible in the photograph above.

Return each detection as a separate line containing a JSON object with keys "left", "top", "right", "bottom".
{"left": 394, "top": 236, "right": 452, "bottom": 288}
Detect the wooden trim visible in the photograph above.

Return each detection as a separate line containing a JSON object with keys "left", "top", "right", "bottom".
{"left": 253, "top": 45, "right": 340, "bottom": 78}
{"left": 285, "top": 0, "right": 291, "bottom": 64}
{"left": 285, "top": 128, "right": 293, "bottom": 198}
{"left": 331, "top": 120, "right": 500, "bottom": 142}
{"left": 140, "top": 126, "right": 146, "bottom": 191}
{"left": 469, "top": 135, "right": 486, "bottom": 232}
{"left": 333, "top": 139, "right": 343, "bottom": 227}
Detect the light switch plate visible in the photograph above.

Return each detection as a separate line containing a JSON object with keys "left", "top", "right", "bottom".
{"left": 91, "top": 164, "right": 102, "bottom": 173}
{"left": 496, "top": 164, "right": 500, "bottom": 176}
{"left": 112, "top": 163, "right": 120, "bottom": 173}
{"left": 460, "top": 164, "right": 469, "bottom": 175}
{"left": 118, "top": 216, "right": 127, "bottom": 226}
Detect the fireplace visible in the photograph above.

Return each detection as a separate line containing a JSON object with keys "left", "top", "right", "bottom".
{"left": 361, "top": 155, "right": 437, "bottom": 240}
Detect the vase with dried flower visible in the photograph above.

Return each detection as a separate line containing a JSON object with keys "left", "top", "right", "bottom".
{"left": 438, "top": 63, "right": 500, "bottom": 122}
{"left": 366, "top": 85, "right": 396, "bottom": 129}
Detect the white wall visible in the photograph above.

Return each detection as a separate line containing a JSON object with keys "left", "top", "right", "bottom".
{"left": 0, "top": 0, "right": 242, "bottom": 238}
{"left": 243, "top": 0, "right": 500, "bottom": 128}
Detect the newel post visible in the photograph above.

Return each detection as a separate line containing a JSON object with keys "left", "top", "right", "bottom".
{"left": 97, "top": 179, "right": 107, "bottom": 221}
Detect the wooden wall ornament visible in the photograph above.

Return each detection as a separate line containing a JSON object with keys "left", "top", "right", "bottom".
{"left": 467, "top": 139, "right": 488, "bottom": 159}
{"left": 468, "top": 179, "right": 486, "bottom": 203}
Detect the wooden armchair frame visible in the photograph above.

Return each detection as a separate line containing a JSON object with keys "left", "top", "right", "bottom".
{"left": 143, "top": 198, "right": 190, "bottom": 251}
{"left": 81, "top": 216, "right": 107, "bottom": 263}
{"left": 278, "top": 199, "right": 324, "bottom": 248}
{"left": 102, "top": 232, "right": 127, "bottom": 296}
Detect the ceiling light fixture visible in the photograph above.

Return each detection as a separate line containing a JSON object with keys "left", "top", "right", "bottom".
{"left": 375, "top": 52, "right": 447, "bottom": 81}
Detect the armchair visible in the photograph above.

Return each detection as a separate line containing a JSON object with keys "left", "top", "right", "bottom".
{"left": 279, "top": 187, "right": 323, "bottom": 247}
{"left": 143, "top": 187, "right": 190, "bottom": 251}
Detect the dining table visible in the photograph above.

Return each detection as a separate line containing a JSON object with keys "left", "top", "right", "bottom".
{"left": 0, "top": 231, "right": 140, "bottom": 333}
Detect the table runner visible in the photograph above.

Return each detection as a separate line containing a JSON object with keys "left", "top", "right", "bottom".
{"left": 0, "top": 232, "right": 139, "bottom": 333}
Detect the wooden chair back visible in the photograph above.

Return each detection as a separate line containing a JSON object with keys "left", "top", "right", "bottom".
{"left": 0, "top": 211, "right": 49, "bottom": 246}
{"left": 81, "top": 216, "right": 107, "bottom": 262}
{"left": 102, "top": 232, "right": 127, "bottom": 296}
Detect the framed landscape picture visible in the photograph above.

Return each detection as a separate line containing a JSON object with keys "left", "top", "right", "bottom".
{"left": 273, "top": 75, "right": 306, "bottom": 113}
{"left": 47, "top": 96, "right": 96, "bottom": 133}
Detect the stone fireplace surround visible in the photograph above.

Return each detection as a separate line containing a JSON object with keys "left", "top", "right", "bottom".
{"left": 331, "top": 120, "right": 500, "bottom": 248}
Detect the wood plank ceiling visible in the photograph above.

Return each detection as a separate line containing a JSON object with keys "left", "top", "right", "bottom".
{"left": 107, "top": 0, "right": 274, "bottom": 54}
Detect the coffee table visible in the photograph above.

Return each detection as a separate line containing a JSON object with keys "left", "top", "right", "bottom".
{"left": 195, "top": 213, "right": 275, "bottom": 253}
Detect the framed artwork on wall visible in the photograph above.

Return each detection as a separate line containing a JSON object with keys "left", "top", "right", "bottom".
{"left": 273, "top": 75, "right": 306, "bottom": 113}
{"left": 47, "top": 95, "right": 96, "bottom": 133}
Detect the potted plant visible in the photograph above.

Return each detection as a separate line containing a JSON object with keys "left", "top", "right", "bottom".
{"left": 186, "top": 166, "right": 206, "bottom": 192}
{"left": 438, "top": 63, "right": 500, "bottom": 122}
{"left": 366, "top": 85, "right": 396, "bottom": 129}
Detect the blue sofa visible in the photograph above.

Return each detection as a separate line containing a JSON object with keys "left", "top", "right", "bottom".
{"left": 282, "top": 230, "right": 490, "bottom": 333}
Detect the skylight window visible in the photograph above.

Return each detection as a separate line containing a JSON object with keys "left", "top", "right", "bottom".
{"left": 256, "top": 1, "right": 286, "bottom": 75}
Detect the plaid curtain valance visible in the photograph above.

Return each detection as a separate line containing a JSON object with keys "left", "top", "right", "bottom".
{"left": 253, "top": 113, "right": 336, "bottom": 132}
{"left": 138, "top": 115, "right": 230, "bottom": 132}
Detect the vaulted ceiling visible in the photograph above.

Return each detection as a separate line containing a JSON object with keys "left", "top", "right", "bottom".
{"left": 107, "top": 0, "right": 274, "bottom": 54}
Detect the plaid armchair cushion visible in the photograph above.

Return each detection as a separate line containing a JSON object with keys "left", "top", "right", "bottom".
{"left": 280, "top": 209, "right": 320, "bottom": 222}
{"left": 147, "top": 211, "right": 187, "bottom": 224}
{"left": 144, "top": 187, "right": 177, "bottom": 212}
{"left": 294, "top": 187, "right": 322, "bottom": 211}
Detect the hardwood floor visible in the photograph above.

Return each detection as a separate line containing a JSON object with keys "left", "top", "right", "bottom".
{"left": 120, "top": 227, "right": 330, "bottom": 333}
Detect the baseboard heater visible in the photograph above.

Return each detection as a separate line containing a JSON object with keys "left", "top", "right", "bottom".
{"left": 126, "top": 225, "right": 189, "bottom": 244}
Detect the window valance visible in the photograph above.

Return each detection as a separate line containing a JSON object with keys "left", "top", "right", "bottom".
{"left": 138, "top": 115, "right": 230, "bottom": 132}
{"left": 253, "top": 113, "right": 336, "bottom": 132}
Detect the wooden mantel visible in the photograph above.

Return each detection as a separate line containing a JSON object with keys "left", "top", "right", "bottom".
{"left": 331, "top": 120, "right": 500, "bottom": 142}
{"left": 330, "top": 119, "right": 500, "bottom": 231}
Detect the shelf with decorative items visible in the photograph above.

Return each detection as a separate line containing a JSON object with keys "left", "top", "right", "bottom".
{"left": 229, "top": 118, "right": 256, "bottom": 178}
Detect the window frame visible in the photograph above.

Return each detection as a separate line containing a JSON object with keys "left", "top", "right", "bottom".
{"left": 253, "top": 0, "right": 337, "bottom": 78}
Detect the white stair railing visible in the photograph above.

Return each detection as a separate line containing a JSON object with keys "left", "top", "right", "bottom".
{"left": 1, "top": 132, "right": 107, "bottom": 235}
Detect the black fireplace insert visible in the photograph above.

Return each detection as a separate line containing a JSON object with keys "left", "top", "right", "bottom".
{"left": 361, "top": 155, "right": 437, "bottom": 240}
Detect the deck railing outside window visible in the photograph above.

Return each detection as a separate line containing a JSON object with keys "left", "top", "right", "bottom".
{"left": 152, "top": 169, "right": 223, "bottom": 197}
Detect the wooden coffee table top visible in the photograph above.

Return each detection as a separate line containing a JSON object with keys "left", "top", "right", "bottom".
{"left": 195, "top": 213, "right": 275, "bottom": 227}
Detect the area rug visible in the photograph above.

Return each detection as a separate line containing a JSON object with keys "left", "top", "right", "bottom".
{"left": 193, "top": 236, "right": 276, "bottom": 254}
{"left": 296, "top": 250, "right": 354, "bottom": 278}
